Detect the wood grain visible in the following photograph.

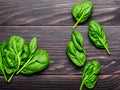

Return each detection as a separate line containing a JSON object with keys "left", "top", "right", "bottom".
{"left": 0, "top": 26, "right": 119, "bottom": 75}
{"left": 0, "top": 0, "right": 120, "bottom": 89}
{"left": 0, "top": 0, "right": 120, "bottom": 26}
{"left": 0, "top": 75, "right": 119, "bottom": 90}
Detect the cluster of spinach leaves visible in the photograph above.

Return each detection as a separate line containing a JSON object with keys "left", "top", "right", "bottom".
{"left": 66, "top": 0, "right": 111, "bottom": 90}
{"left": 67, "top": 1, "right": 93, "bottom": 67}
{"left": 0, "top": 36, "right": 50, "bottom": 83}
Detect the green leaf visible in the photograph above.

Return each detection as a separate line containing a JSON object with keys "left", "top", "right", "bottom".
{"left": 67, "top": 30, "right": 86, "bottom": 67}
{"left": 0, "top": 45, "right": 8, "bottom": 82}
{"left": 29, "top": 37, "right": 37, "bottom": 54}
{"left": 8, "top": 36, "right": 25, "bottom": 54}
{"left": 0, "top": 43, "right": 15, "bottom": 75}
{"left": 23, "top": 44, "right": 29, "bottom": 56}
{"left": 80, "top": 60, "right": 100, "bottom": 90}
{"left": 85, "top": 75, "right": 97, "bottom": 89}
{"left": 72, "top": 30, "right": 85, "bottom": 53}
{"left": 72, "top": 1, "right": 93, "bottom": 29}
{"left": 5, "top": 51, "right": 17, "bottom": 67}
{"left": 20, "top": 44, "right": 29, "bottom": 65}
{"left": 3, "top": 51, "right": 17, "bottom": 74}
{"left": 18, "top": 49, "right": 50, "bottom": 75}
{"left": 3, "top": 36, "right": 25, "bottom": 82}
{"left": 88, "top": 20, "right": 110, "bottom": 54}
{"left": 67, "top": 41, "right": 86, "bottom": 66}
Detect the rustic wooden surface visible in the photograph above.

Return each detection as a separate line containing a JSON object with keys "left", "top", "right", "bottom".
{"left": 0, "top": 0, "right": 120, "bottom": 90}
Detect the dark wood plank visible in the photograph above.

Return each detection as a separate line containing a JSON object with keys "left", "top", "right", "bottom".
{"left": 0, "top": 0, "right": 120, "bottom": 26}
{"left": 0, "top": 26, "right": 120, "bottom": 75}
{"left": 0, "top": 75, "right": 120, "bottom": 90}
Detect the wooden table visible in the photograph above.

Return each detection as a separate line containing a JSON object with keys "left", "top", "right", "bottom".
{"left": 0, "top": 0, "right": 120, "bottom": 90}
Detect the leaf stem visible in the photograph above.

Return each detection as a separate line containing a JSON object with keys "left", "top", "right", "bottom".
{"left": 98, "top": 37, "right": 110, "bottom": 55}
{"left": 1, "top": 67, "right": 7, "bottom": 82}
{"left": 79, "top": 78, "right": 86, "bottom": 90}
{"left": 72, "top": 14, "right": 84, "bottom": 29}
{"left": 79, "top": 75, "right": 89, "bottom": 90}
{"left": 7, "top": 72, "right": 15, "bottom": 83}
{"left": 16, "top": 55, "right": 33, "bottom": 75}
{"left": 80, "top": 80, "right": 84, "bottom": 90}
{"left": 104, "top": 46, "right": 110, "bottom": 55}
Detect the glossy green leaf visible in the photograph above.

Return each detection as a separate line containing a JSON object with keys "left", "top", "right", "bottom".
{"left": 72, "top": 30, "right": 85, "bottom": 53}
{"left": 67, "top": 30, "right": 86, "bottom": 66}
{"left": 80, "top": 60, "right": 100, "bottom": 90}
{"left": 20, "top": 44, "right": 29, "bottom": 65}
{"left": 85, "top": 75, "right": 97, "bottom": 89}
{"left": 4, "top": 36, "right": 25, "bottom": 82}
{"left": 72, "top": 1, "right": 93, "bottom": 29}
{"left": 28, "top": 37, "right": 37, "bottom": 54}
{"left": 5, "top": 51, "right": 18, "bottom": 68}
{"left": 67, "top": 41, "right": 86, "bottom": 67}
{"left": 0, "top": 43, "right": 14, "bottom": 74}
{"left": 0, "top": 45, "right": 7, "bottom": 82}
{"left": 23, "top": 44, "right": 29, "bottom": 56}
{"left": 88, "top": 20, "right": 110, "bottom": 54}
{"left": 20, "top": 50, "right": 50, "bottom": 75}
{"left": 8, "top": 36, "right": 25, "bottom": 54}
{"left": 3, "top": 51, "right": 17, "bottom": 75}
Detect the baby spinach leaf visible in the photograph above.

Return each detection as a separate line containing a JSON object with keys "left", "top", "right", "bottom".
{"left": 5, "top": 51, "right": 17, "bottom": 68}
{"left": 3, "top": 50, "right": 19, "bottom": 83}
{"left": 23, "top": 44, "right": 29, "bottom": 56}
{"left": 0, "top": 46, "right": 7, "bottom": 82}
{"left": 80, "top": 60, "right": 100, "bottom": 90}
{"left": 3, "top": 36, "right": 25, "bottom": 82}
{"left": 0, "top": 43, "right": 13, "bottom": 74}
{"left": 17, "top": 49, "right": 50, "bottom": 75}
{"left": 88, "top": 20, "right": 110, "bottom": 54}
{"left": 72, "top": 1, "right": 93, "bottom": 29}
{"left": 28, "top": 37, "right": 37, "bottom": 54}
{"left": 8, "top": 36, "right": 25, "bottom": 70}
{"left": 67, "top": 41, "right": 86, "bottom": 66}
{"left": 67, "top": 30, "right": 86, "bottom": 66}
{"left": 72, "top": 30, "right": 86, "bottom": 54}
{"left": 8, "top": 36, "right": 24, "bottom": 54}
{"left": 21, "top": 37, "right": 37, "bottom": 66}
{"left": 20, "top": 44, "right": 29, "bottom": 66}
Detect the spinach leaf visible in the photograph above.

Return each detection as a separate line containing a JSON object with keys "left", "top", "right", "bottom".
{"left": 72, "top": 30, "right": 86, "bottom": 54}
{"left": 8, "top": 36, "right": 24, "bottom": 54}
{"left": 0, "top": 45, "right": 7, "bottom": 82}
{"left": 20, "top": 44, "right": 29, "bottom": 66}
{"left": 67, "top": 41, "right": 86, "bottom": 66}
{"left": 67, "top": 30, "right": 86, "bottom": 66}
{"left": 4, "top": 36, "right": 25, "bottom": 82}
{"left": 21, "top": 37, "right": 37, "bottom": 66}
{"left": 72, "top": 1, "right": 93, "bottom": 29}
{"left": 18, "top": 49, "right": 50, "bottom": 75}
{"left": 23, "top": 44, "right": 30, "bottom": 56}
{"left": 80, "top": 60, "right": 100, "bottom": 90}
{"left": 28, "top": 37, "right": 37, "bottom": 54}
{"left": 88, "top": 20, "right": 110, "bottom": 54}
{"left": 8, "top": 36, "right": 25, "bottom": 70}
{"left": 4, "top": 50, "right": 18, "bottom": 74}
